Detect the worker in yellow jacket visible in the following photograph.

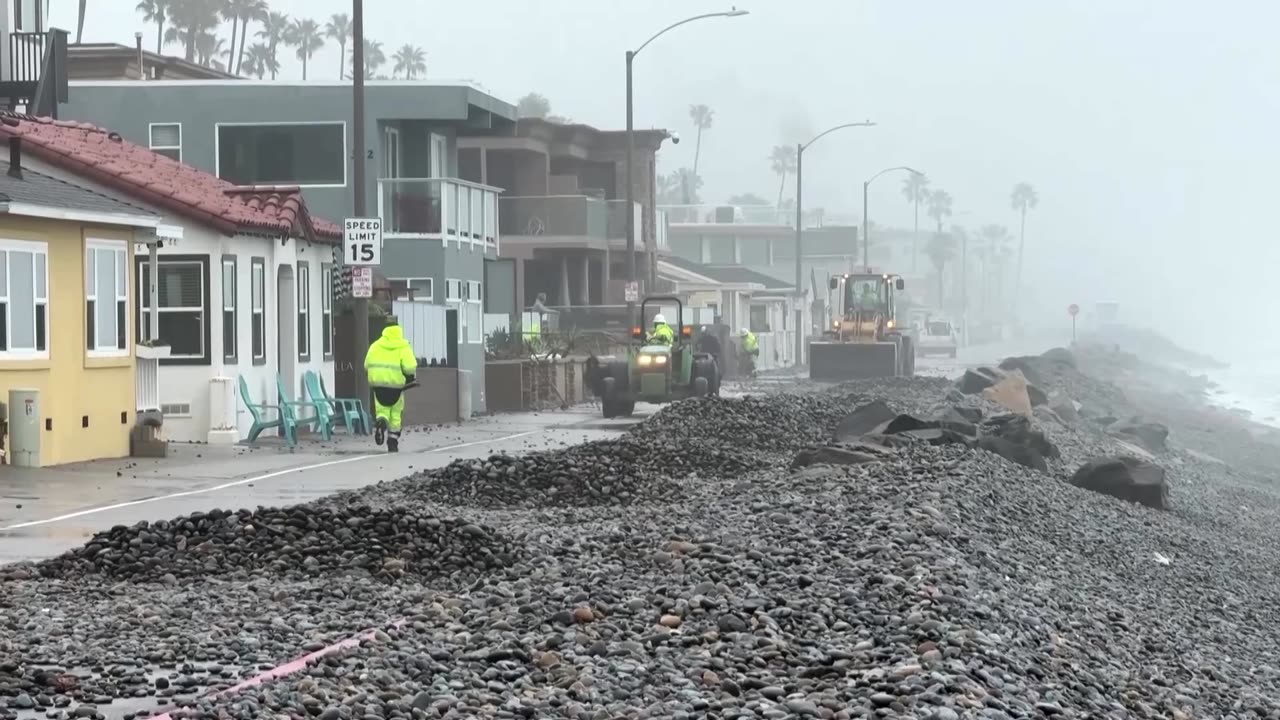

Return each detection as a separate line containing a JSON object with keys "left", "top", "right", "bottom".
{"left": 364, "top": 316, "right": 418, "bottom": 452}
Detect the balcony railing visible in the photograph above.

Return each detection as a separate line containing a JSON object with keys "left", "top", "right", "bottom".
{"left": 659, "top": 203, "right": 854, "bottom": 229}
{"left": 2, "top": 29, "right": 68, "bottom": 117}
{"left": 378, "top": 177, "right": 500, "bottom": 247}
{"left": 500, "top": 195, "right": 606, "bottom": 238}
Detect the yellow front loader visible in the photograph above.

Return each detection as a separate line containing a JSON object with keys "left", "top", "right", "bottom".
{"left": 809, "top": 272, "right": 915, "bottom": 381}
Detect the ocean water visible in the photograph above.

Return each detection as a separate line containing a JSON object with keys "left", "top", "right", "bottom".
{"left": 1204, "top": 365, "right": 1280, "bottom": 428}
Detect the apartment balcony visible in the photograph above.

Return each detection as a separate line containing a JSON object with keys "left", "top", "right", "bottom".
{"left": 0, "top": 28, "right": 68, "bottom": 117}
{"left": 500, "top": 195, "right": 608, "bottom": 250}
{"left": 378, "top": 177, "right": 500, "bottom": 248}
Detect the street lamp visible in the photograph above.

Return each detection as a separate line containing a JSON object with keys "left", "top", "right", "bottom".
{"left": 793, "top": 121, "right": 875, "bottom": 365}
{"left": 862, "top": 166, "right": 922, "bottom": 268}
{"left": 625, "top": 8, "right": 748, "bottom": 322}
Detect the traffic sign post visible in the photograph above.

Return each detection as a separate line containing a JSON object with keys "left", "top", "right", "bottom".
{"left": 344, "top": 217, "right": 382, "bottom": 266}
{"left": 624, "top": 281, "right": 639, "bottom": 303}
{"left": 1068, "top": 303, "right": 1079, "bottom": 343}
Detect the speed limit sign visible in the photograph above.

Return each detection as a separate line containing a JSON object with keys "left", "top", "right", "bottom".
{"left": 344, "top": 217, "right": 382, "bottom": 266}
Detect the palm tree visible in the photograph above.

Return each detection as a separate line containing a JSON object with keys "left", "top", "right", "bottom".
{"left": 241, "top": 41, "right": 274, "bottom": 79}
{"left": 1010, "top": 181, "right": 1039, "bottom": 308}
{"left": 255, "top": 11, "right": 289, "bottom": 80}
{"left": 165, "top": 0, "right": 220, "bottom": 62}
{"left": 901, "top": 172, "right": 930, "bottom": 273}
{"left": 286, "top": 18, "right": 324, "bottom": 80}
{"left": 195, "top": 32, "right": 228, "bottom": 69}
{"left": 77, "top": 0, "right": 87, "bottom": 43}
{"left": 325, "top": 13, "right": 352, "bottom": 79}
{"left": 926, "top": 189, "right": 953, "bottom": 234}
{"left": 516, "top": 93, "right": 551, "bottom": 119}
{"left": 225, "top": 0, "right": 267, "bottom": 75}
{"left": 136, "top": 0, "right": 169, "bottom": 55}
{"left": 927, "top": 233, "right": 957, "bottom": 307}
{"left": 392, "top": 44, "right": 426, "bottom": 79}
{"left": 688, "top": 104, "right": 713, "bottom": 178}
{"left": 350, "top": 38, "right": 386, "bottom": 80}
{"left": 977, "top": 225, "right": 1009, "bottom": 315}
{"left": 769, "top": 145, "right": 797, "bottom": 209}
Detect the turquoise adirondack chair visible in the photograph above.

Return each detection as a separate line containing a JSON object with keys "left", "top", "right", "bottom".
{"left": 303, "top": 370, "right": 370, "bottom": 435}
{"left": 238, "top": 375, "right": 294, "bottom": 445}
{"left": 275, "top": 374, "right": 334, "bottom": 442}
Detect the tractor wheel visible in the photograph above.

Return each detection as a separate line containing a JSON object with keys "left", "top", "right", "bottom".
{"left": 693, "top": 376, "right": 709, "bottom": 397}
{"left": 619, "top": 400, "right": 636, "bottom": 416}
{"left": 601, "top": 377, "right": 618, "bottom": 419}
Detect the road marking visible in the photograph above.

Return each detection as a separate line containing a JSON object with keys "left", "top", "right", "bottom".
{"left": 0, "top": 430, "right": 541, "bottom": 531}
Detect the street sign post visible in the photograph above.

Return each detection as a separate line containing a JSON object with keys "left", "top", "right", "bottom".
{"left": 351, "top": 266, "right": 373, "bottom": 298}
{"left": 1068, "top": 303, "right": 1079, "bottom": 342}
{"left": 624, "top": 280, "right": 639, "bottom": 303}
{"left": 344, "top": 217, "right": 382, "bottom": 266}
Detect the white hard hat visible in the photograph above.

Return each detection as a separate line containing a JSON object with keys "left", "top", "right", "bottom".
{"left": 653, "top": 313, "right": 666, "bottom": 324}
{"left": 741, "top": 327, "right": 749, "bottom": 334}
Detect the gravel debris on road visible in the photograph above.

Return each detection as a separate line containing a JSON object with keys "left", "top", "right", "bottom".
{"left": 5, "top": 352, "right": 1280, "bottom": 719}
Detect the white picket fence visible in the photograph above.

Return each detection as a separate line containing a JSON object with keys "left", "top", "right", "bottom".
{"left": 392, "top": 301, "right": 449, "bottom": 362}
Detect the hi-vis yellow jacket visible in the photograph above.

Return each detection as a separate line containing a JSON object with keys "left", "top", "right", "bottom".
{"left": 364, "top": 325, "right": 418, "bottom": 388}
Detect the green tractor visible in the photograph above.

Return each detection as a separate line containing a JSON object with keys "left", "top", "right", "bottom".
{"left": 588, "top": 296, "right": 720, "bottom": 419}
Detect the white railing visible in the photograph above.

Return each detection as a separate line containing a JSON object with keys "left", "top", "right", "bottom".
{"left": 392, "top": 300, "right": 449, "bottom": 363}
{"left": 660, "top": 204, "right": 857, "bottom": 229}
{"left": 378, "top": 178, "right": 501, "bottom": 250}
{"left": 135, "top": 357, "right": 160, "bottom": 411}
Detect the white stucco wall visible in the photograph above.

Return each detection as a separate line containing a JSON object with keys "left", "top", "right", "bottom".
{"left": 26, "top": 156, "right": 336, "bottom": 443}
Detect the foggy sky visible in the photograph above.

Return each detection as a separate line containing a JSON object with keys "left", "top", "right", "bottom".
{"left": 59, "top": 1, "right": 1279, "bottom": 360}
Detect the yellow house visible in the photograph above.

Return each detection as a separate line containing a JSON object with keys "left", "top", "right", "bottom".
{"left": 0, "top": 145, "right": 161, "bottom": 466}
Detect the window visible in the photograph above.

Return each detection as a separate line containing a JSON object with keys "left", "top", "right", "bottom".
{"left": 445, "top": 279, "right": 460, "bottom": 301}
{"left": 86, "top": 240, "right": 128, "bottom": 355}
{"left": 391, "top": 278, "right": 433, "bottom": 302}
{"left": 217, "top": 123, "right": 345, "bottom": 186}
{"left": 297, "top": 262, "right": 310, "bottom": 361}
{"left": 221, "top": 256, "right": 237, "bottom": 362}
{"left": 465, "top": 281, "right": 482, "bottom": 344}
{"left": 149, "top": 123, "right": 182, "bottom": 162}
{"left": 321, "top": 263, "right": 333, "bottom": 359}
{"left": 138, "top": 258, "right": 207, "bottom": 361}
{"left": 0, "top": 240, "right": 49, "bottom": 357}
{"left": 749, "top": 305, "right": 769, "bottom": 333}
{"left": 251, "top": 258, "right": 266, "bottom": 364}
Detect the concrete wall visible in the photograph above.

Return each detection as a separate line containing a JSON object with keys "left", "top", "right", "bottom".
{"left": 0, "top": 217, "right": 139, "bottom": 466}
{"left": 484, "top": 258, "right": 516, "bottom": 316}
{"left": 61, "top": 82, "right": 514, "bottom": 224}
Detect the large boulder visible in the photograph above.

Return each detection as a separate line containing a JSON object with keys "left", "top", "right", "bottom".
{"left": 877, "top": 413, "right": 938, "bottom": 435}
{"left": 1048, "top": 391, "right": 1080, "bottom": 423}
{"left": 1041, "top": 347, "right": 1077, "bottom": 367}
{"left": 981, "top": 370, "right": 1033, "bottom": 416}
{"left": 833, "top": 400, "right": 897, "bottom": 442}
{"left": 902, "top": 428, "right": 977, "bottom": 447}
{"left": 1070, "top": 456, "right": 1170, "bottom": 510}
{"left": 957, "top": 367, "right": 1004, "bottom": 395}
{"left": 1025, "top": 382, "right": 1050, "bottom": 407}
{"left": 998, "top": 356, "right": 1045, "bottom": 386}
{"left": 1108, "top": 418, "right": 1170, "bottom": 452}
{"left": 931, "top": 406, "right": 980, "bottom": 437}
{"left": 982, "top": 413, "right": 1060, "bottom": 459}
{"left": 977, "top": 436, "right": 1048, "bottom": 472}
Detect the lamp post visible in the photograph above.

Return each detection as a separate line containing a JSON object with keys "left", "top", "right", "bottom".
{"left": 351, "top": 0, "right": 370, "bottom": 408}
{"left": 862, "top": 166, "right": 922, "bottom": 269}
{"left": 793, "top": 121, "right": 875, "bottom": 365}
{"left": 625, "top": 8, "right": 748, "bottom": 324}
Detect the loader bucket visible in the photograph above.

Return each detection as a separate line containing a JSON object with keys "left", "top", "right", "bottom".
{"left": 809, "top": 341, "right": 899, "bottom": 381}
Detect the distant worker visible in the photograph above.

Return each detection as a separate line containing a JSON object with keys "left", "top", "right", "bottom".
{"left": 858, "top": 283, "right": 879, "bottom": 309}
{"left": 740, "top": 328, "right": 759, "bottom": 378}
{"left": 647, "top": 313, "right": 675, "bottom": 346}
{"left": 364, "top": 316, "right": 418, "bottom": 453}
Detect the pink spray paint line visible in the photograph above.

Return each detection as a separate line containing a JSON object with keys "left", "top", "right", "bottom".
{"left": 148, "top": 618, "right": 406, "bottom": 720}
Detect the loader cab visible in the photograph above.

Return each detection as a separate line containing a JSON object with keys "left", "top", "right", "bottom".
{"left": 829, "top": 272, "right": 905, "bottom": 325}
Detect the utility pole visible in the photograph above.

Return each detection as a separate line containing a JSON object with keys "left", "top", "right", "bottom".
{"left": 351, "top": 0, "right": 369, "bottom": 407}
{"left": 793, "top": 142, "right": 803, "bottom": 366}
{"left": 861, "top": 179, "right": 869, "bottom": 269}
{"left": 624, "top": 49, "right": 636, "bottom": 325}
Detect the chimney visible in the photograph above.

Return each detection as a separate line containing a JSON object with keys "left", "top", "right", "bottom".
{"left": 8, "top": 137, "right": 21, "bottom": 180}
{"left": 135, "top": 32, "right": 145, "bottom": 80}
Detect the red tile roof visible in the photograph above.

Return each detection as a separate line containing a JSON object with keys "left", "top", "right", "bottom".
{"left": 0, "top": 114, "right": 342, "bottom": 243}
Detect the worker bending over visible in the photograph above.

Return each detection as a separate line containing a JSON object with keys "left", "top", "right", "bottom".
{"left": 364, "top": 316, "right": 418, "bottom": 452}
{"left": 647, "top": 313, "right": 675, "bottom": 345}
{"left": 740, "top": 328, "right": 759, "bottom": 377}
